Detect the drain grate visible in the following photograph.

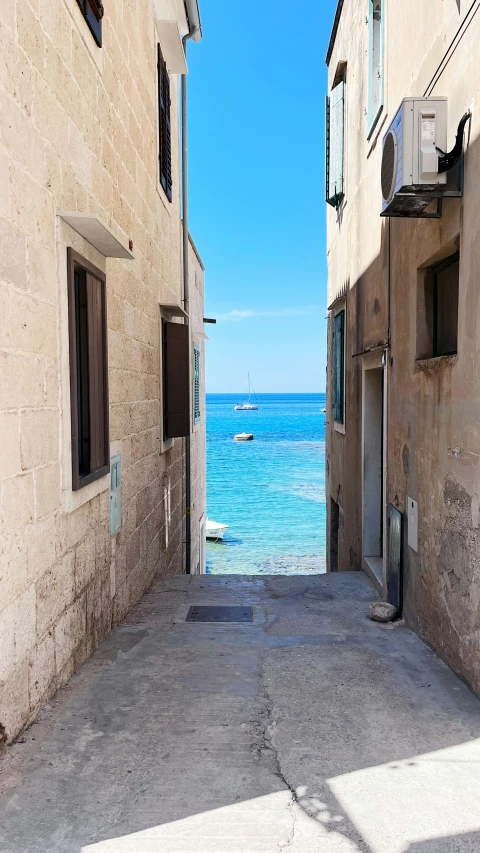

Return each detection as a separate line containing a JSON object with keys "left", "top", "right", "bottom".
{"left": 186, "top": 605, "right": 253, "bottom": 623}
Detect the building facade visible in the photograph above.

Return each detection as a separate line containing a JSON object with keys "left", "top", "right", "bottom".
{"left": 325, "top": 1, "right": 480, "bottom": 693}
{"left": 0, "top": 0, "right": 205, "bottom": 742}
{"left": 188, "top": 233, "right": 207, "bottom": 575}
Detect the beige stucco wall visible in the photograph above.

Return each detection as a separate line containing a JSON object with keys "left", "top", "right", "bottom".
{"left": 326, "top": 1, "right": 480, "bottom": 692}
{"left": 0, "top": 0, "right": 203, "bottom": 741}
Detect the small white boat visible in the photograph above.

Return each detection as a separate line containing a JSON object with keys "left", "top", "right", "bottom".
{"left": 234, "top": 432, "right": 254, "bottom": 441}
{"left": 206, "top": 519, "right": 229, "bottom": 540}
{"left": 234, "top": 373, "right": 259, "bottom": 410}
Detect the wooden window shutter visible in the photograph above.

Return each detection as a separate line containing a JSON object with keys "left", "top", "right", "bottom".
{"left": 76, "top": 0, "right": 104, "bottom": 46}
{"left": 326, "top": 81, "right": 345, "bottom": 208}
{"left": 67, "top": 249, "right": 109, "bottom": 490}
{"left": 162, "top": 320, "right": 190, "bottom": 439}
{"left": 333, "top": 310, "right": 345, "bottom": 423}
{"left": 158, "top": 45, "right": 172, "bottom": 202}
{"left": 193, "top": 344, "right": 200, "bottom": 424}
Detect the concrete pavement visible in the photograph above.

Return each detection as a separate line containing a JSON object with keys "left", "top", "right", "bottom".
{"left": 0, "top": 572, "right": 479, "bottom": 852}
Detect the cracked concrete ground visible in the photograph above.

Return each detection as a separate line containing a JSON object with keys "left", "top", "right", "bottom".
{"left": 1, "top": 572, "right": 480, "bottom": 853}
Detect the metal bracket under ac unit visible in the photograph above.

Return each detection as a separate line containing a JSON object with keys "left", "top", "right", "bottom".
{"left": 381, "top": 156, "right": 464, "bottom": 219}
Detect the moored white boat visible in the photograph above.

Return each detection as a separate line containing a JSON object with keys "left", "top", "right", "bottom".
{"left": 234, "top": 432, "right": 254, "bottom": 441}
{"left": 206, "top": 519, "right": 229, "bottom": 540}
{"left": 234, "top": 373, "right": 259, "bottom": 410}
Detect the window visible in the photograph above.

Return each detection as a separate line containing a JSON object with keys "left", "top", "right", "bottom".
{"left": 193, "top": 344, "right": 200, "bottom": 424}
{"left": 326, "top": 75, "right": 345, "bottom": 208}
{"left": 367, "top": 0, "right": 384, "bottom": 137}
{"left": 67, "top": 249, "right": 109, "bottom": 490}
{"left": 157, "top": 45, "right": 172, "bottom": 202}
{"left": 162, "top": 319, "right": 190, "bottom": 440}
{"left": 333, "top": 309, "right": 345, "bottom": 423}
{"left": 76, "top": 0, "right": 104, "bottom": 47}
{"left": 417, "top": 252, "right": 460, "bottom": 359}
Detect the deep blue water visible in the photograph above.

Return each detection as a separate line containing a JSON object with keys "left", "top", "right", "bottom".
{"left": 206, "top": 393, "right": 326, "bottom": 574}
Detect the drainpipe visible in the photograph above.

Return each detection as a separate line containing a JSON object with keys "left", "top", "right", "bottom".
{"left": 181, "top": 1, "right": 201, "bottom": 574}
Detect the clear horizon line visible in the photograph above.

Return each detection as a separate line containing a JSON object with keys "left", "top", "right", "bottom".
{"left": 206, "top": 390, "right": 326, "bottom": 395}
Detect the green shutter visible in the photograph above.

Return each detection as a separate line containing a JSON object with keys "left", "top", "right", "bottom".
{"left": 326, "top": 81, "right": 345, "bottom": 208}
{"left": 367, "top": 0, "right": 384, "bottom": 138}
{"left": 333, "top": 310, "right": 345, "bottom": 424}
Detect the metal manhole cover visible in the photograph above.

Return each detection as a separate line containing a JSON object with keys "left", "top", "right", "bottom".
{"left": 186, "top": 606, "right": 253, "bottom": 623}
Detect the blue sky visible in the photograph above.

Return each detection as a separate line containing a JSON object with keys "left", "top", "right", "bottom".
{"left": 187, "top": 0, "right": 336, "bottom": 393}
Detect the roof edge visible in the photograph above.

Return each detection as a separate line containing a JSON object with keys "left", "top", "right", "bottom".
{"left": 325, "top": 0, "right": 344, "bottom": 66}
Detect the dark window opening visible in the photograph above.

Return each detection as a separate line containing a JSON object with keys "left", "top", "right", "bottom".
{"left": 76, "top": 0, "right": 103, "bottom": 47}
{"left": 417, "top": 251, "right": 459, "bottom": 359}
{"left": 433, "top": 252, "right": 459, "bottom": 357}
{"left": 74, "top": 268, "right": 91, "bottom": 478}
{"left": 68, "top": 249, "right": 109, "bottom": 490}
{"left": 162, "top": 319, "right": 190, "bottom": 440}
{"left": 157, "top": 45, "right": 172, "bottom": 202}
{"left": 333, "top": 309, "right": 345, "bottom": 423}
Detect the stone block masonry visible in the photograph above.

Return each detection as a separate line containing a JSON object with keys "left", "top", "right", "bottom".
{"left": 0, "top": 0, "right": 202, "bottom": 741}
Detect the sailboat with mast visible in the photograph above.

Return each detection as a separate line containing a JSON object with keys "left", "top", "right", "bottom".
{"left": 234, "top": 374, "right": 259, "bottom": 410}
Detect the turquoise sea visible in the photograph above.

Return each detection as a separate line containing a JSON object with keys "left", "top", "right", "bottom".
{"left": 206, "top": 393, "right": 326, "bottom": 574}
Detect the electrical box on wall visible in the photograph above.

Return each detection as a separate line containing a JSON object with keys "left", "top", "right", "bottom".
{"left": 407, "top": 496, "right": 418, "bottom": 552}
{"left": 110, "top": 454, "right": 121, "bottom": 536}
{"left": 381, "top": 97, "right": 448, "bottom": 217}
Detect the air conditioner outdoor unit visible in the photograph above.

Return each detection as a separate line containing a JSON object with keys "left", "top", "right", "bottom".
{"left": 381, "top": 97, "right": 448, "bottom": 217}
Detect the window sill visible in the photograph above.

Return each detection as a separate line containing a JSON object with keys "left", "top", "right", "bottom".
{"left": 62, "top": 470, "right": 109, "bottom": 514}
{"left": 334, "top": 420, "right": 345, "bottom": 435}
{"left": 415, "top": 354, "right": 458, "bottom": 374}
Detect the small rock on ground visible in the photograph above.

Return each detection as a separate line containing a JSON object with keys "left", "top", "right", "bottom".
{"left": 369, "top": 601, "right": 398, "bottom": 622}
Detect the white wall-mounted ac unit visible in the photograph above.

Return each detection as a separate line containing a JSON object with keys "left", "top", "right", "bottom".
{"left": 381, "top": 98, "right": 448, "bottom": 217}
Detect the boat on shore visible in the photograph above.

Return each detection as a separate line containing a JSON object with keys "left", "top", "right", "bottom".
{"left": 206, "top": 519, "right": 229, "bottom": 540}
{"left": 234, "top": 374, "right": 259, "bottom": 410}
{"left": 234, "top": 432, "right": 254, "bottom": 441}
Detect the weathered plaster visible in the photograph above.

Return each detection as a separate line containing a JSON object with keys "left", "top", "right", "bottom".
{"left": 326, "top": 0, "right": 480, "bottom": 692}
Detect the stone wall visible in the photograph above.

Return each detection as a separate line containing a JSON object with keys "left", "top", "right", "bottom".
{"left": 326, "top": 0, "right": 480, "bottom": 692}
{"left": 0, "top": 0, "right": 200, "bottom": 741}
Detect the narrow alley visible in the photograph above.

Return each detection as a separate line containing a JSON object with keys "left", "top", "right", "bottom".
{"left": 1, "top": 572, "right": 479, "bottom": 853}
